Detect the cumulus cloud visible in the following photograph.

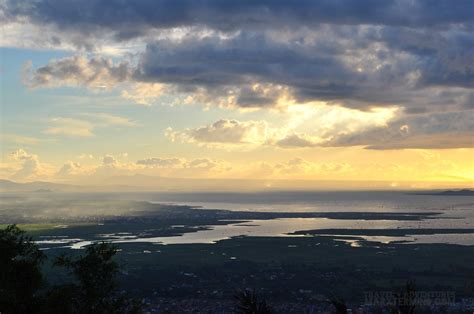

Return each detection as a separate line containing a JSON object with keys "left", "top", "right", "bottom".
{"left": 11, "top": 148, "right": 35, "bottom": 161}
{"left": 57, "top": 161, "right": 82, "bottom": 177}
{"left": 9, "top": 149, "right": 47, "bottom": 181}
{"left": 166, "top": 119, "right": 272, "bottom": 147}
{"left": 165, "top": 105, "right": 401, "bottom": 149}
{"left": 164, "top": 105, "right": 473, "bottom": 150}
{"left": 136, "top": 157, "right": 183, "bottom": 167}
{"left": 23, "top": 55, "right": 131, "bottom": 89}
{"left": 274, "top": 134, "right": 321, "bottom": 148}
{"left": 121, "top": 83, "right": 167, "bottom": 106}
{"left": 164, "top": 119, "right": 326, "bottom": 149}
{"left": 102, "top": 155, "right": 118, "bottom": 166}
{"left": 134, "top": 156, "right": 232, "bottom": 176}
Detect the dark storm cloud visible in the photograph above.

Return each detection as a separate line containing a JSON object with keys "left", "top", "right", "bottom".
{"left": 236, "top": 87, "right": 276, "bottom": 108}
{"left": 24, "top": 27, "right": 474, "bottom": 111}
{"left": 4, "top": 0, "right": 473, "bottom": 36}
{"left": 133, "top": 28, "right": 473, "bottom": 108}
{"left": 135, "top": 33, "right": 362, "bottom": 104}
{"left": 11, "top": 0, "right": 474, "bottom": 102}
{"left": 375, "top": 27, "right": 474, "bottom": 89}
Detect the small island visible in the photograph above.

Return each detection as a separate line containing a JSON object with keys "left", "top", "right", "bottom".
{"left": 411, "top": 189, "right": 474, "bottom": 196}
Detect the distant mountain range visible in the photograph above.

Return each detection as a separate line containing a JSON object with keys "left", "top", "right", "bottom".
{"left": 0, "top": 179, "right": 150, "bottom": 192}
{"left": 0, "top": 177, "right": 309, "bottom": 192}
{"left": 1, "top": 178, "right": 473, "bottom": 193}
{"left": 0, "top": 179, "right": 80, "bottom": 192}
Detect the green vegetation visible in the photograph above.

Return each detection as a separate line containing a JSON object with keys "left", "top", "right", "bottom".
{"left": 0, "top": 225, "right": 140, "bottom": 314}
{"left": 0, "top": 224, "right": 60, "bottom": 232}
{"left": 0, "top": 225, "right": 46, "bottom": 313}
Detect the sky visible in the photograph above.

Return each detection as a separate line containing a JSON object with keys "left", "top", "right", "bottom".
{"left": 0, "top": 0, "right": 473, "bottom": 189}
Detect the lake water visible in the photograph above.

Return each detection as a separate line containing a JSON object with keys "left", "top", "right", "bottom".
{"left": 27, "top": 191, "right": 474, "bottom": 248}
{"left": 113, "top": 190, "right": 474, "bottom": 213}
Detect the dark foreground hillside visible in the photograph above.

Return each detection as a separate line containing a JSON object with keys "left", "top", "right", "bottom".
{"left": 2, "top": 224, "right": 474, "bottom": 313}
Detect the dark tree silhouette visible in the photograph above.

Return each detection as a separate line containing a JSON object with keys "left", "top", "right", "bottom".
{"left": 328, "top": 295, "right": 348, "bottom": 314}
{"left": 234, "top": 289, "right": 273, "bottom": 314}
{"left": 392, "top": 281, "right": 417, "bottom": 314}
{"left": 50, "top": 242, "right": 141, "bottom": 314}
{"left": 0, "top": 224, "right": 46, "bottom": 314}
{"left": 0, "top": 225, "right": 140, "bottom": 314}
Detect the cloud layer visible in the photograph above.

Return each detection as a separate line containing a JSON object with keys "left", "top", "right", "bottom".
{"left": 2, "top": 0, "right": 473, "bottom": 149}
{"left": 4, "top": 0, "right": 473, "bottom": 34}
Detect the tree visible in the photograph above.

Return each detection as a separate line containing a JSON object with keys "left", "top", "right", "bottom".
{"left": 0, "top": 224, "right": 46, "bottom": 314}
{"left": 234, "top": 289, "right": 274, "bottom": 314}
{"left": 328, "top": 295, "right": 348, "bottom": 314}
{"left": 392, "top": 281, "right": 417, "bottom": 314}
{"left": 50, "top": 242, "right": 141, "bottom": 314}
{"left": 0, "top": 225, "right": 140, "bottom": 314}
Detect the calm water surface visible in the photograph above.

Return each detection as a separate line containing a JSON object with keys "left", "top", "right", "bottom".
{"left": 29, "top": 191, "right": 474, "bottom": 248}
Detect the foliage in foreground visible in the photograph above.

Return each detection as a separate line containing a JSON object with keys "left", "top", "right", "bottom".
{"left": 328, "top": 295, "right": 348, "bottom": 314}
{"left": 0, "top": 225, "right": 140, "bottom": 314}
{"left": 0, "top": 225, "right": 46, "bottom": 313}
{"left": 234, "top": 289, "right": 274, "bottom": 314}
